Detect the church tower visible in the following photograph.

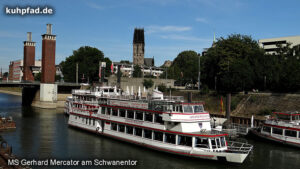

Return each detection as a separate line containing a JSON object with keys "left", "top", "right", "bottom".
{"left": 133, "top": 28, "right": 145, "bottom": 65}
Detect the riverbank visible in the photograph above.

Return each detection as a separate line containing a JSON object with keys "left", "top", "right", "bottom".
{"left": 0, "top": 89, "right": 21, "bottom": 96}
{"left": 0, "top": 87, "right": 71, "bottom": 109}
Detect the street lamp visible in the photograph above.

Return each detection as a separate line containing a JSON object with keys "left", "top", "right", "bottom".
{"left": 198, "top": 53, "right": 201, "bottom": 90}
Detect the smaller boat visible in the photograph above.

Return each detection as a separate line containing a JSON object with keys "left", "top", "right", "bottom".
{"left": 0, "top": 115, "right": 16, "bottom": 130}
{"left": 250, "top": 111, "right": 300, "bottom": 147}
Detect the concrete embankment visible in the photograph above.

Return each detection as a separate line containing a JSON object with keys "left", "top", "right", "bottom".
{"left": 168, "top": 90, "right": 300, "bottom": 120}
{"left": 0, "top": 87, "right": 70, "bottom": 109}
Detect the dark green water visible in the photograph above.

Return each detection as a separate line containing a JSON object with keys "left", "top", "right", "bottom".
{"left": 0, "top": 93, "right": 299, "bottom": 169}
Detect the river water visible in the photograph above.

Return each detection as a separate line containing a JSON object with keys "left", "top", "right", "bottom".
{"left": 0, "top": 93, "right": 299, "bottom": 169}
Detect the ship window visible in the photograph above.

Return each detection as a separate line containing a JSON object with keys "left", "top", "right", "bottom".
{"left": 165, "top": 133, "right": 176, "bottom": 144}
{"left": 135, "top": 128, "right": 143, "bottom": 137}
{"left": 136, "top": 111, "right": 144, "bottom": 120}
{"left": 178, "top": 135, "right": 192, "bottom": 147}
{"left": 126, "top": 126, "right": 134, "bottom": 135}
{"left": 216, "top": 138, "right": 221, "bottom": 148}
{"left": 145, "top": 112, "right": 153, "bottom": 122}
{"left": 220, "top": 137, "right": 226, "bottom": 147}
{"left": 195, "top": 138, "right": 209, "bottom": 148}
{"left": 127, "top": 110, "right": 134, "bottom": 119}
{"left": 272, "top": 127, "right": 283, "bottom": 135}
{"left": 112, "top": 109, "right": 118, "bottom": 116}
{"left": 93, "top": 119, "right": 95, "bottom": 126}
{"left": 101, "top": 107, "right": 106, "bottom": 114}
{"left": 184, "top": 105, "right": 193, "bottom": 113}
{"left": 86, "top": 118, "right": 88, "bottom": 125}
{"left": 285, "top": 130, "right": 297, "bottom": 137}
{"left": 211, "top": 139, "right": 217, "bottom": 149}
{"left": 120, "top": 109, "right": 126, "bottom": 117}
{"left": 111, "top": 123, "right": 117, "bottom": 131}
{"left": 107, "top": 108, "right": 111, "bottom": 115}
{"left": 154, "top": 131, "right": 163, "bottom": 141}
{"left": 119, "top": 124, "right": 125, "bottom": 132}
{"left": 194, "top": 105, "right": 204, "bottom": 113}
{"left": 263, "top": 126, "right": 271, "bottom": 133}
{"left": 144, "top": 129, "right": 152, "bottom": 139}
{"left": 155, "top": 114, "right": 164, "bottom": 124}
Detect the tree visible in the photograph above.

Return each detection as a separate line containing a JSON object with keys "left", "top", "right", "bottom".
{"left": 60, "top": 46, "right": 111, "bottom": 83}
{"left": 162, "top": 50, "right": 199, "bottom": 84}
{"left": 143, "top": 79, "right": 154, "bottom": 89}
{"left": 132, "top": 65, "right": 142, "bottom": 78}
{"left": 120, "top": 60, "right": 130, "bottom": 64}
{"left": 202, "top": 34, "right": 265, "bottom": 92}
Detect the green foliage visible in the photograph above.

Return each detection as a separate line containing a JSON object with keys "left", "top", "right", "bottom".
{"left": 60, "top": 46, "right": 111, "bottom": 83}
{"left": 162, "top": 50, "right": 199, "bottom": 84}
{"left": 258, "top": 108, "right": 275, "bottom": 116}
{"left": 157, "top": 83, "right": 167, "bottom": 92}
{"left": 202, "top": 34, "right": 265, "bottom": 92}
{"left": 34, "top": 72, "right": 41, "bottom": 81}
{"left": 230, "top": 95, "right": 243, "bottom": 111}
{"left": 132, "top": 65, "right": 142, "bottom": 78}
{"left": 200, "top": 85, "right": 210, "bottom": 95}
{"left": 143, "top": 79, "right": 154, "bottom": 89}
{"left": 120, "top": 60, "right": 130, "bottom": 64}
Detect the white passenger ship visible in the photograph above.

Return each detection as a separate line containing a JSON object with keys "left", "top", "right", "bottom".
{"left": 251, "top": 111, "right": 300, "bottom": 147}
{"left": 66, "top": 86, "right": 253, "bottom": 163}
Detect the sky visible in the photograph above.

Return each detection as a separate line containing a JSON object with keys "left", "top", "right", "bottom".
{"left": 0, "top": 0, "right": 300, "bottom": 72}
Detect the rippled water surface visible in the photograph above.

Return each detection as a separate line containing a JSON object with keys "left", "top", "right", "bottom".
{"left": 0, "top": 93, "right": 299, "bottom": 169}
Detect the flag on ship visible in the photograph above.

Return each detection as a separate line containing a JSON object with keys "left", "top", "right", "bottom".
{"left": 111, "top": 63, "right": 114, "bottom": 73}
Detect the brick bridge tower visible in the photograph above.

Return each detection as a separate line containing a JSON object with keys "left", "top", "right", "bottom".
{"left": 41, "top": 24, "right": 56, "bottom": 83}
{"left": 133, "top": 28, "right": 145, "bottom": 66}
{"left": 40, "top": 24, "right": 57, "bottom": 103}
{"left": 23, "top": 32, "right": 35, "bottom": 81}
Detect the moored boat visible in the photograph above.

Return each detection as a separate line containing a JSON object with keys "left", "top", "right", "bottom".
{"left": 66, "top": 86, "right": 253, "bottom": 163}
{"left": 250, "top": 111, "right": 300, "bottom": 148}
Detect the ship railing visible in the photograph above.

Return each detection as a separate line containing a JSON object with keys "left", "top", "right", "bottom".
{"left": 72, "top": 89, "right": 91, "bottom": 95}
{"left": 227, "top": 141, "right": 253, "bottom": 154}
{"left": 163, "top": 96, "right": 184, "bottom": 101}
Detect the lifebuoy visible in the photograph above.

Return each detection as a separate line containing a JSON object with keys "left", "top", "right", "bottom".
{"left": 96, "top": 127, "right": 100, "bottom": 131}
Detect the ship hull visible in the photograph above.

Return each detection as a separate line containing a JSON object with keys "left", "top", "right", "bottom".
{"left": 68, "top": 115, "right": 248, "bottom": 163}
